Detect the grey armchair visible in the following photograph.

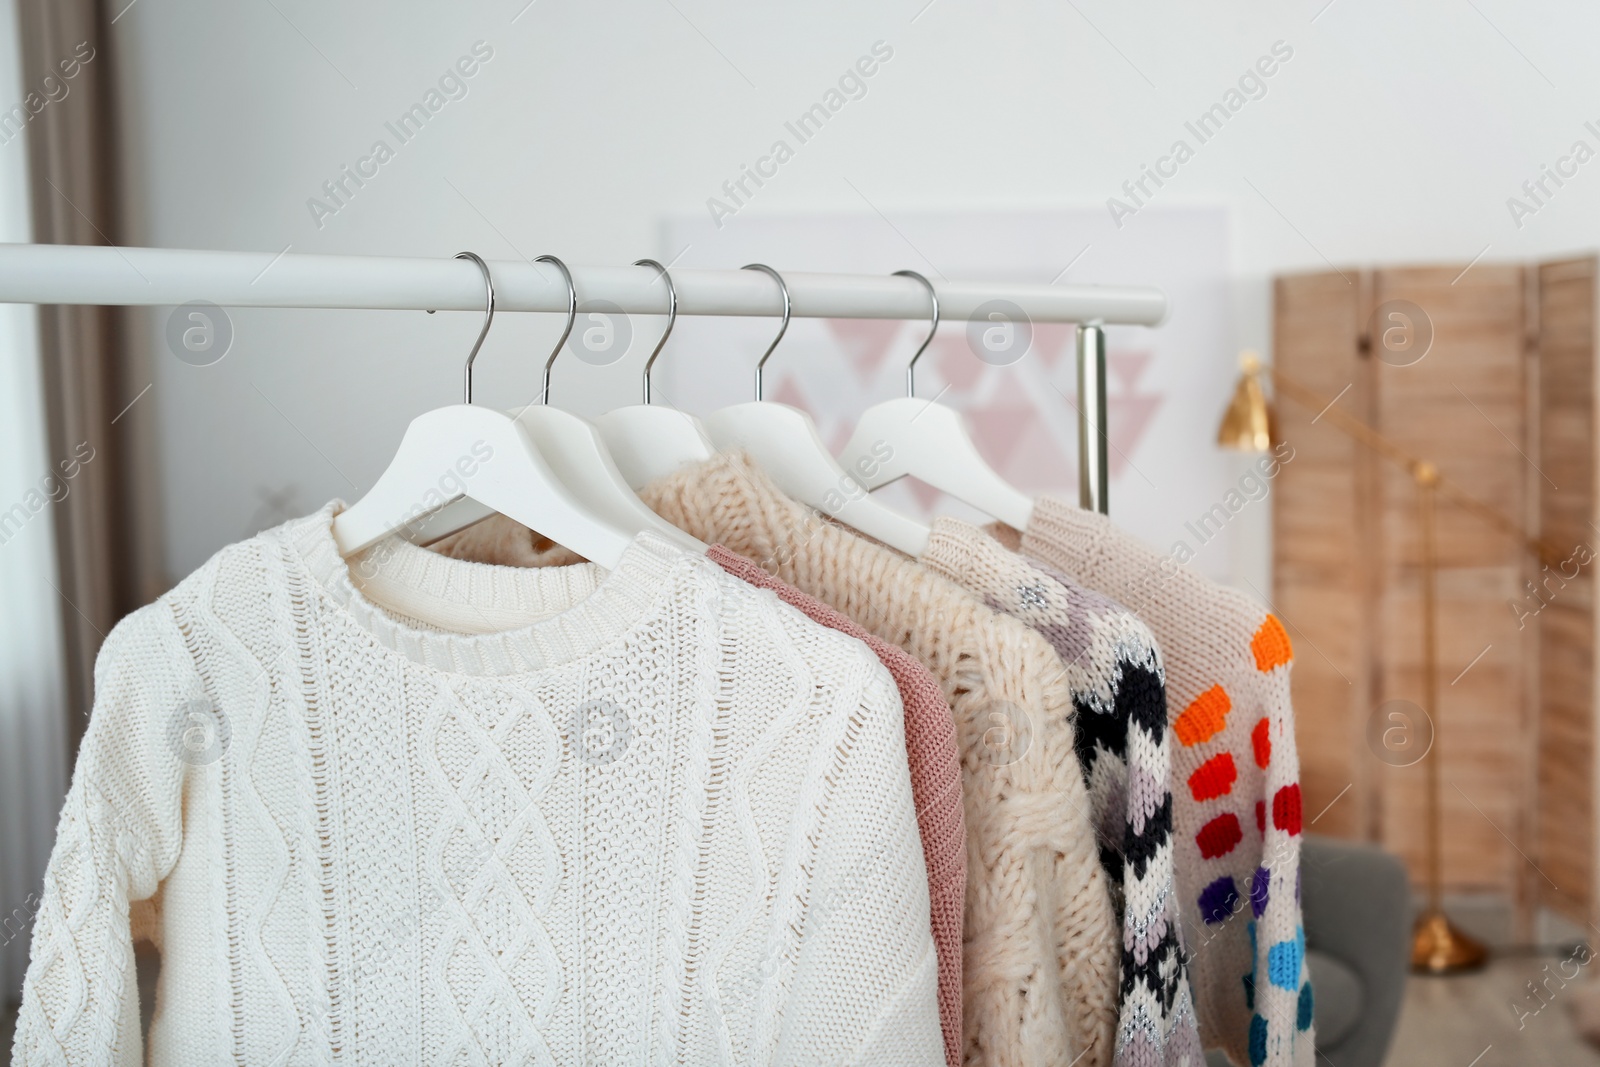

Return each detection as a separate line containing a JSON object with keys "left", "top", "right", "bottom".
{"left": 1205, "top": 834, "right": 1411, "bottom": 1067}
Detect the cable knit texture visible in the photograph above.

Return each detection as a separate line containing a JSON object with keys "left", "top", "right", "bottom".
{"left": 455, "top": 454, "right": 1122, "bottom": 1067}
{"left": 13, "top": 504, "right": 944, "bottom": 1066}
{"left": 1015, "top": 497, "right": 1311, "bottom": 1067}
{"left": 922, "top": 518, "right": 1200, "bottom": 1067}
{"left": 432, "top": 520, "right": 967, "bottom": 1067}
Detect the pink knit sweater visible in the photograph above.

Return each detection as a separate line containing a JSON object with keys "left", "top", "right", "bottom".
{"left": 431, "top": 523, "right": 967, "bottom": 1066}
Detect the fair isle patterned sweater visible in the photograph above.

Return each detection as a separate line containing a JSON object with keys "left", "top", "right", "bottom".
{"left": 922, "top": 518, "right": 1202, "bottom": 1067}
{"left": 13, "top": 506, "right": 945, "bottom": 1066}
{"left": 1014, "top": 498, "right": 1312, "bottom": 1067}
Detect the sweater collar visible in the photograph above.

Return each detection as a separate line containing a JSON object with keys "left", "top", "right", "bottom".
{"left": 284, "top": 501, "right": 690, "bottom": 676}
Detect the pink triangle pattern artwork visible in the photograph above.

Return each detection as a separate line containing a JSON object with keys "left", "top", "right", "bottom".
{"left": 823, "top": 318, "right": 906, "bottom": 384}
{"left": 963, "top": 373, "right": 1038, "bottom": 471}
{"left": 760, "top": 329, "right": 1164, "bottom": 518}
{"left": 769, "top": 375, "right": 811, "bottom": 411}
{"left": 1106, "top": 348, "right": 1162, "bottom": 477}
{"left": 1031, "top": 322, "right": 1075, "bottom": 370}
{"left": 933, "top": 334, "right": 985, "bottom": 393}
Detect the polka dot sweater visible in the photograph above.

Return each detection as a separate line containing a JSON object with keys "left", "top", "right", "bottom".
{"left": 13, "top": 506, "right": 945, "bottom": 1065}
{"left": 1015, "top": 498, "right": 1313, "bottom": 1067}
{"left": 922, "top": 518, "right": 1202, "bottom": 1067}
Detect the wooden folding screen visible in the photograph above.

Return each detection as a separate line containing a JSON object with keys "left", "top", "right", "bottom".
{"left": 1274, "top": 264, "right": 1538, "bottom": 923}
{"left": 1530, "top": 257, "right": 1599, "bottom": 928}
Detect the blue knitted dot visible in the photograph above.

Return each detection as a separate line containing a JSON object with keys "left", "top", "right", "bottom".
{"left": 1251, "top": 865, "right": 1271, "bottom": 918}
{"left": 1199, "top": 875, "right": 1240, "bottom": 925}
{"left": 1242, "top": 970, "right": 1256, "bottom": 1011}
{"left": 1298, "top": 981, "right": 1314, "bottom": 1030}
{"left": 1249, "top": 1013, "right": 1269, "bottom": 1066}
{"left": 1269, "top": 926, "right": 1307, "bottom": 991}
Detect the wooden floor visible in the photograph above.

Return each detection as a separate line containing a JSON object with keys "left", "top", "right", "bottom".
{"left": 1388, "top": 955, "right": 1600, "bottom": 1067}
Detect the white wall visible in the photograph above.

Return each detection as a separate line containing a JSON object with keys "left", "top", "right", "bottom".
{"left": 107, "top": 0, "right": 1600, "bottom": 581}
{"left": 0, "top": 0, "right": 65, "bottom": 996}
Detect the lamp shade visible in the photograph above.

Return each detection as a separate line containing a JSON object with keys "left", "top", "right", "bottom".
{"left": 1217, "top": 351, "right": 1274, "bottom": 452}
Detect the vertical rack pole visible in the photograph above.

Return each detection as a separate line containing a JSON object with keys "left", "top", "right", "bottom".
{"left": 1418, "top": 466, "right": 1441, "bottom": 917}
{"left": 1076, "top": 322, "right": 1110, "bottom": 514}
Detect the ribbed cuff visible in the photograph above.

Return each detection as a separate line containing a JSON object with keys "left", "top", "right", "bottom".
{"left": 1020, "top": 494, "right": 1109, "bottom": 580}
{"left": 918, "top": 517, "right": 979, "bottom": 589}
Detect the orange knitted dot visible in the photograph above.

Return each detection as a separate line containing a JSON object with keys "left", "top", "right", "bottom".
{"left": 1251, "top": 615, "right": 1293, "bottom": 672}
{"left": 1175, "top": 684, "right": 1231, "bottom": 747}
{"left": 1189, "top": 752, "right": 1237, "bottom": 802}
{"left": 1252, "top": 717, "right": 1271, "bottom": 769}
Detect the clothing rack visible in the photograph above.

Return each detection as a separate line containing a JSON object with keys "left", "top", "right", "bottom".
{"left": 0, "top": 243, "right": 1167, "bottom": 513}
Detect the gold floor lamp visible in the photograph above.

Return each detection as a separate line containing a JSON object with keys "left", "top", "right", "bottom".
{"left": 1216, "top": 352, "right": 1565, "bottom": 975}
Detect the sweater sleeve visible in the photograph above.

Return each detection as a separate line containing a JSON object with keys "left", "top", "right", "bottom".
{"left": 13, "top": 602, "right": 200, "bottom": 1066}
{"left": 770, "top": 667, "right": 945, "bottom": 1067}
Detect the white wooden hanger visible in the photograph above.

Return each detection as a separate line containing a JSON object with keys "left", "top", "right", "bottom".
{"left": 836, "top": 270, "right": 1034, "bottom": 530}
{"left": 431, "top": 255, "right": 703, "bottom": 552}
{"left": 703, "top": 263, "right": 931, "bottom": 557}
{"left": 331, "top": 251, "right": 633, "bottom": 568}
{"left": 593, "top": 259, "right": 717, "bottom": 489}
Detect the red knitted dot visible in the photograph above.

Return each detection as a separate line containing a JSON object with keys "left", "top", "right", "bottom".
{"left": 1252, "top": 718, "right": 1272, "bottom": 769}
{"left": 1273, "top": 784, "right": 1304, "bottom": 836}
{"left": 1197, "top": 813, "right": 1244, "bottom": 859}
{"left": 1189, "top": 752, "right": 1238, "bottom": 802}
{"left": 1256, "top": 801, "right": 1266, "bottom": 833}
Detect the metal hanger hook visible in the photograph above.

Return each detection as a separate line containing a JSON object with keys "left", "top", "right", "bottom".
{"left": 456, "top": 251, "right": 495, "bottom": 404}
{"left": 742, "top": 263, "right": 791, "bottom": 401}
{"left": 894, "top": 269, "right": 938, "bottom": 398}
{"left": 534, "top": 254, "right": 577, "bottom": 405}
{"left": 634, "top": 258, "right": 677, "bottom": 404}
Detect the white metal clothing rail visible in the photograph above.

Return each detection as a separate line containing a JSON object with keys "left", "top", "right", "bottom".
{"left": 0, "top": 243, "right": 1166, "bottom": 512}
{"left": 0, "top": 244, "right": 1166, "bottom": 323}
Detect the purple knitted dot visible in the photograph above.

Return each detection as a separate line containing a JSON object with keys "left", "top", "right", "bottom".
{"left": 1251, "top": 866, "right": 1271, "bottom": 918}
{"left": 1198, "top": 876, "right": 1240, "bottom": 925}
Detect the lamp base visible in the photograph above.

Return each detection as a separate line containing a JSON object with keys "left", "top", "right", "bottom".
{"left": 1411, "top": 909, "right": 1489, "bottom": 975}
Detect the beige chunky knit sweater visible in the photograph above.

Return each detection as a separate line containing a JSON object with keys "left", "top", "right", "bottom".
{"left": 439, "top": 455, "right": 1121, "bottom": 1067}
{"left": 15, "top": 505, "right": 944, "bottom": 1065}
{"left": 1015, "top": 497, "right": 1312, "bottom": 1067}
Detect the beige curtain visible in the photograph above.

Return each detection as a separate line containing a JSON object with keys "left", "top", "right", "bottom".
{"left": 15, "top": 0, "right": 162, "bottom": 756}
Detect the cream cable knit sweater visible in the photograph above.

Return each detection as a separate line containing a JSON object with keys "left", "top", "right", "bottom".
{"left": 1015, "top": 498, "right": 1312, "bottom": 1067}
{"left": 431, "top": 520, "right": 968, "bottom": 1067}
{"left": 14, "top": 504, "right": 944, "bottom": 1066}
{"left": 921, "top": 518, "right": 1201, "bottom": 1067}
{"left": 438, "top": 455, "right": 1121, "bottom": 1067}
